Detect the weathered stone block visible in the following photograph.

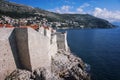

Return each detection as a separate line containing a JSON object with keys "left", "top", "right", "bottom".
{"left": 0, "top": 28, "right": 16, "bottom": 80}
{"left": 56, "top": 32, "right": 68, "bottom": 51}
{"left": 28, "top": 28, "right": 51, "bottom": 70}
{"left": 15, "top": 28, "right": 51, "bottom": 71}
{"left": 15, "top": 28, "right": 32, "bottom": 71}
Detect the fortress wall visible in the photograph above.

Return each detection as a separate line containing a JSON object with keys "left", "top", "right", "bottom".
{"left": 39, "top": 26, "right": 44, "bottom": 35}
{"left": 56, "top": 32, "right": 68, "bottom": 51}
{"left": 64, "top": 32, "right": 69, "bottom": 51}
{"left": 39, "top": 26, "right": 51, "bottom": 39}
{"left": 0, "top": 27, "right": 67, "bottom": 79}
{"left": 48, "top": 34, "right": 57, "bottom": 57}
{"left": 56, "top": 32, "right": 66, "bottom": 50}
{"left": 27, "top": 28, "right": 51, "bottom": 70}
{"left": 48, "top": 43, "right": 57, "bottom": 57}
{"left": 15, "top": 27, "right": 55, "bottom": 71}
{"left": 0, "top": 28, "right": 16, "bottom": 80}
{"left": 45, "top": 28, "right": 51, "bottom": 39}
{"left": 15, "top": 28, "right": 32, "bottom": 71}
{"left": 39, "top": 26, "right": 58, "bottom": 57}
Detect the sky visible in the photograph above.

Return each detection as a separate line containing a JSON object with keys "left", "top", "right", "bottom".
{"left": 9, "top": 0, "right": 120, "bottom": 22}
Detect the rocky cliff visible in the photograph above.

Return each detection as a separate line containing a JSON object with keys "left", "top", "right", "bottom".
{"left": 6, "top": 50, "right": 90, "bottom": 80}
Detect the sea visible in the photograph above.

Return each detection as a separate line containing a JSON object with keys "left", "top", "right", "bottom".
{"left": 58, "top": 26, "right": 120, "bottom": 80}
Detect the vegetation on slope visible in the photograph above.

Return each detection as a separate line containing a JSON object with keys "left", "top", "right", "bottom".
{"left": 0, "top": 0, "right": 116, "bottom": 28}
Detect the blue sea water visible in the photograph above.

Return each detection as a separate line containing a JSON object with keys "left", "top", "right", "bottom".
{"left": 58, "top": 27, "right": 120, "bottom": 80}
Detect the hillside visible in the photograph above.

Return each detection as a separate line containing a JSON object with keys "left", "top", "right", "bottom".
{"left": 0, "top": 0, "right": 116, "bottom": 28}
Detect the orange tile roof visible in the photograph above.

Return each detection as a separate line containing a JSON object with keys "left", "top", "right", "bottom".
{"left": 0, "top": 24, "right": 14, "bottom": 28}
{"left": 0, "top": 24, "right": 4, "bottom": 28}
{"left": 0, "top": 24, "right": 43, "bottom": 30}
{"left": 5, "top": 24, "right": 14, "bottom": 28}
{"left": 30, "top": 25, "right": 39, "bottom": 29}
{"left": 20, "top": 26, "right": 28, "bottom": 28}
{"left": 20, "top": 25, "right": 39, "bottom": 30}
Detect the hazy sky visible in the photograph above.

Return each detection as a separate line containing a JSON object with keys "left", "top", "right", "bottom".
{"left": 9, "top": 0, "right": 120, "bottom": 22}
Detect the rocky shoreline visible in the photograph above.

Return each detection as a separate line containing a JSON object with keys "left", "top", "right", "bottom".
{"left": 6, "top": 50, "right": 90, "bottom": 80}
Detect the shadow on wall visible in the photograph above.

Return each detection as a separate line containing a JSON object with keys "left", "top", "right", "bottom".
{"left": 8, "top": 29, "right": 21, "bottom": 69}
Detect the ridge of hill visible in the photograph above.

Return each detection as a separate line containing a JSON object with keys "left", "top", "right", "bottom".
{"left": 0, "top": 0, "right": 116, "bottom": 28}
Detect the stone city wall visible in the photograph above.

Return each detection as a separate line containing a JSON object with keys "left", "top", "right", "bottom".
{"left": 15, "top": 27, "right": 52, "bottom": 71}
{"left": 27, "top": 28, "right": 51, "bottom": 70}
{"left": 48, "top": 33, "right": 58, "bottom": 57}
{"left": 0, "top": 27, "right": 68, "bottom": 79}
{"left": 0, "top": 28, "right": 17, "bottom": 80}
{"left": 56, "top": 32, "right": 68, "bottom": 51}
{"left": 15, "top": 28, "right": 32, "bottom": 71}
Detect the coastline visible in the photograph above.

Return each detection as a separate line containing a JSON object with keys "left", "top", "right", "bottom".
{"left": 56, "top": 26, "right": 118, "bottom": 30}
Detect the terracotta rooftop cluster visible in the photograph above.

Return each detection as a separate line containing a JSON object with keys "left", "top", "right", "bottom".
{"left": 0, "top": 16, "right": 50, "bottom": 30}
